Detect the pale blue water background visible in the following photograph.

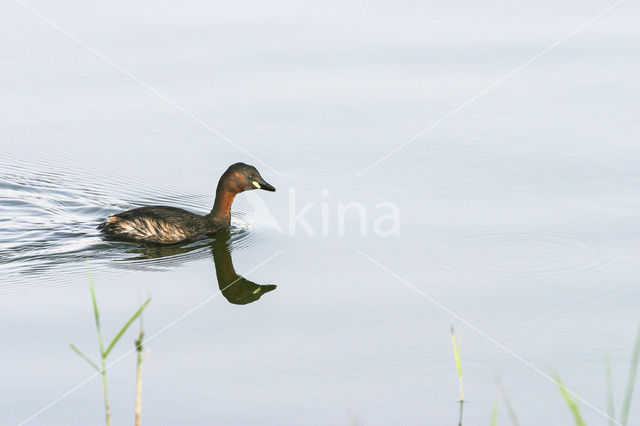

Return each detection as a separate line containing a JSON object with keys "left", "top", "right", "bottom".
{"left": 1, "top": 0, "right": 639, "bottom": 424}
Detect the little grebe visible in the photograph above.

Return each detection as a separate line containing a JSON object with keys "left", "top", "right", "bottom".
{"left": 98, "top": 163, "right": 275, "bottom": 244}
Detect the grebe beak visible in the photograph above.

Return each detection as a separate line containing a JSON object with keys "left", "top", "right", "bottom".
{"left": 252, "top": 179, "right": 276, "bottom": 192}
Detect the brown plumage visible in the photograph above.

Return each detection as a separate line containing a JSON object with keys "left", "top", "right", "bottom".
{"left": 98, "top": 163, "right": 275, "bottom": 244}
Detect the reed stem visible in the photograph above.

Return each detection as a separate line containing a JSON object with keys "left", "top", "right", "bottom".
{"left": 101, "top": 358, "right": 111, "bottom": 426}
{"left": 450, "top": 326, "right": 464, "bottom": 426}
{"left": 450, "top": 326, "right": 464, "bottom": 401}
{"left": 134, "top": 331, "right": 144, "bottom": 426}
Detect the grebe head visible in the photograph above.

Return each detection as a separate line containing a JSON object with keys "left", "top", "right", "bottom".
{"left": 222, "top": 162, "right": 276, "bottom": 194}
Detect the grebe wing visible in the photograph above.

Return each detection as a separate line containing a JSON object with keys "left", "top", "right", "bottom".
{"left": 99, "top": 206, "right": 204, "bottom": 244}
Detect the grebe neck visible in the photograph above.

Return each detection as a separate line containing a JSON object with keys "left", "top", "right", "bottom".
{"left": 206, "top": 180, "right": 238, "bottom": 227}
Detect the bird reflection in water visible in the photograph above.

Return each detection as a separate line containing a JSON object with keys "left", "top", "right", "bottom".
{"left": 210, "top": 231, "right": 276, "bottom": 305}
{"left": 119, "top": 230, "right": 276, "bottom": 305}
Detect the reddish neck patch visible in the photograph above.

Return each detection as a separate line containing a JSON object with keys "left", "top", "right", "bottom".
{"left": 211, "top": 190, "right": 236, "bottom": 223}
{"left": 209, "top": 170, "right": 246, "bottom": 226}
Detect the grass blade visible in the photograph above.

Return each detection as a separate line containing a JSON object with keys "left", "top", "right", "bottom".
{"left": 620, "top": 323, "right": 640, "bottom": 426}
{"left": 88, "top": 271, "right": 101, "bottom": 332}
{"left": 493, "top": 373, "right": 521, "bottom": 426}
{"left": 552, "top": 370, "right": 586, "bottom": 426}
{"left": 450, "top": 325, "right": 464, "bottom": 401}
{"left": 605, "top": 353, "right": 616, "bottom": 426}
{"left": 103, "top": 297, "right": 151, "bottom": 359}
{"left": 88, "top": 268, "right": 106, "bottom": 359}
{"left": 490, "top": 397, "right": 498, "bottom": 426}
{"left": 69, "top": 344, "right": 100, "bottom": 371}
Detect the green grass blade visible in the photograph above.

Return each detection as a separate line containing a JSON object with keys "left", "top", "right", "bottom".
{"left": 88, "top": 270, "right": 101, "bottom": 332}
{"left": 70, "top": 344, "right": 100, "bottom": 371}
{"left": 103, "top": 297, "right": 151, "bottom": 359}
{"left": 552, "top": 370, "right": 586, "bottom": 426}
{"left": 87, "top": 268, "right": 106, "bottom": 358}
{"left": 490, "top": 397, "right": 498, "bottom": 426}
{"left": 450, "top": 326, "right": 464, "bottom": 401}
{"left": 620, "top": 323, "right": 640, "bottom": 426}
{"left": 605, "top": 353, "right": 616, "bottom": 426}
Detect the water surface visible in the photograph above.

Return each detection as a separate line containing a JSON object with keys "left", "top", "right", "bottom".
{"left": 1, "top": 0, "right": 639, "bottom": 424}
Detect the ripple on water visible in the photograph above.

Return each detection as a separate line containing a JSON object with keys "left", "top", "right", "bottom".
{"left": 416, "top": 228, "right": 637, "bottom": 280}
{"left": 0, "top": 168, "right": 269, "bottom": 290}
{"left": 0, "top": 171, "right": 131, "bottom": 275}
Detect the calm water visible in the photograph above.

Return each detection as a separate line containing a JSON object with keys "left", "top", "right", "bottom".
{"left": 2, "top": 1, "right": 639, "bottom": 424}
